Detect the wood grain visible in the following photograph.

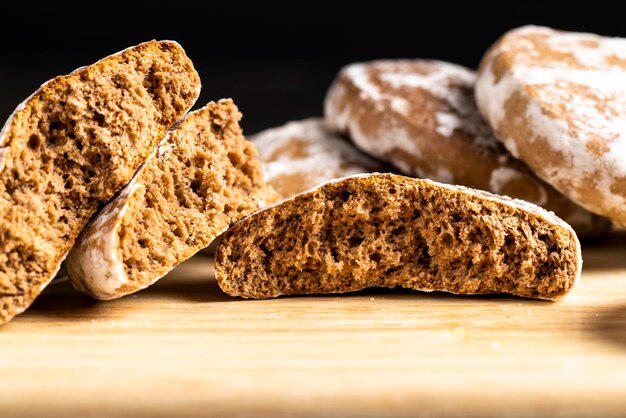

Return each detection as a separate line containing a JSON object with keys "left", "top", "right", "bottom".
{"left": 1, "top": 233, "right": 625, "bottom": 417}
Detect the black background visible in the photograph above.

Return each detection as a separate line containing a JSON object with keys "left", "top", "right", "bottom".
{"left": 1, "top": 1, "right": 624, "bottom": 134}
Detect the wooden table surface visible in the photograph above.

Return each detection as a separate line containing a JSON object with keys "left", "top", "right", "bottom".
{"left": 1, "top": 233, "right": 625, "bottom": 418}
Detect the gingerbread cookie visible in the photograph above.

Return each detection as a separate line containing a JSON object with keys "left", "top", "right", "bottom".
{"left": 252, "top": 118, "right": 390, "bottom": 197}
{"left": 216, "top": 173, "right": 581, "bottom": 301}
{"left": 67, "top": 100, "right": 280, "bottom": 300}
{"left": 0, "top": 41, "right": 200, "bottom": 323}
{"left": 476, "top": 26, "right": 626, "bottom": 226}
{"left": 324, "top": 59, "right": 607, "bottom": 236}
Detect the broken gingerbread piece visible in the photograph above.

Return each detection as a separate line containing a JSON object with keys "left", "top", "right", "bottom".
{"left": 67, "top": 99, "right": 280, "bottom": 300}
{"left": 0, "top": 40, "right": 200, "bottom": 323}
{"left": 216, "top": 173, "right": 581, "bottom": 301}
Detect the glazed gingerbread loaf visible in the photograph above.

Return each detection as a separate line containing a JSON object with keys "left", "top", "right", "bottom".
{"left": 476, "top": 26, "right": 626, "bottom": 226}
{"left": 0, "top": 41, "right": 200, "bottom": 323}
{"left": 324, "top": 59, "right": 607, "bottom": 237}
{"left": 67, "top": 99, "right": 280, "bottom": 300}
{"left": 252, "top": 118, "right": 390, "bottom": 197}
{"left": 216, "top": 174, "right": 581, "bottom": 301}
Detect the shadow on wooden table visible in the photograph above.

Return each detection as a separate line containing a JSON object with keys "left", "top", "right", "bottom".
{"left": 142, "top": 275, "right": 233, "bottom": 303}
{"left": 137, "top": 254, "right": 233, "bottom": 303}
{"left": 581, "top": 231, "right": 626, "bottom": 272}
{"left": 21, "top": 277, "right": 103, "bottom": 321}
{"left": 586, "top": 304, "right": 626, "bottom": 349}
{"left": 20, "top": 256, "right": 231, "bottom": 322}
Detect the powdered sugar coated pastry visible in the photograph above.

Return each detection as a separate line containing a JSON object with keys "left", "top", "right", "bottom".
{"left": 252, "top": 118, "right": 391, "bottom": 197}
{"left": 324, "top": 59, "right": 607, "bottom": 236}
{"left": 476, "top": 25, "right": 626, "bottom": 226}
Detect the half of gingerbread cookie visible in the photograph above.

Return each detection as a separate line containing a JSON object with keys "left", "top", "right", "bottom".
{"left": 216, "top": 174, "right": 581, "bottom": 301}
{"left": 67, "top": 99, "right": 280, "bottom": 300}
{"left": 324, "top": 59, "right": 607, "bottom": 237}
{"left": 0, "top": 40, "right": 200, "bottom": 324}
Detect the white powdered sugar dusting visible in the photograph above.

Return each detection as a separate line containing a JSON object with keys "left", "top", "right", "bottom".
{"left": 344, "top": 64, "right": 384, "bottom": 105}
{"left": 434, "top": 166, "right": 454, "bottom": 184}
{"left": 489, "top": 166, "right": 548, "bottom": 206}
{"left": 435, "top": 112, "right": 463, "bottom": 137}
{"left": 70, "top": 180, "right": 142, "bottom": 298}
{"left": 390, "top": 97, "right": 410, "bottom": 114}
{"left": 489, "top": 167, "right": 523, "bottom": 194}
{"left": 156, "top": 135, "right": 175, "bottom": 157}
{"left": 475, "top": 61, "right": 520, "bottom": 149}
{"left": 545, "top": 29, "right": 626, "bottom": 68}
{"left": 377, "top": 60, "right": 474, "bottom": 111}
{"left": 324, "top": 81, "right": 353, "bottom": 132}
{"left": 0, "top": 148, "right": 7, "bottom": 173}
{"left": 341, "top": 112, "right": 423, "bottom": 170}
{"left": 252, "top": 118, "right": 384, "bottom": 191}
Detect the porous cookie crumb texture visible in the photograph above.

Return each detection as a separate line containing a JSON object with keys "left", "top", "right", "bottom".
{"left": 67, "top": 99, "right": 280, "bottom": 300}
{"left": 216, "top": 174, "right": 581, "bottom": 301}
{"left": 0, "top": 40, "right": 201, "bottom": 322}
{"left": 324, "top": 59, "right": 607, "bottom": 237}
{"left": 252, "top": 118, "right": 391, "bottom": 197}
{"left": 475, "top": 25, "right": 626, "bottom": 226}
